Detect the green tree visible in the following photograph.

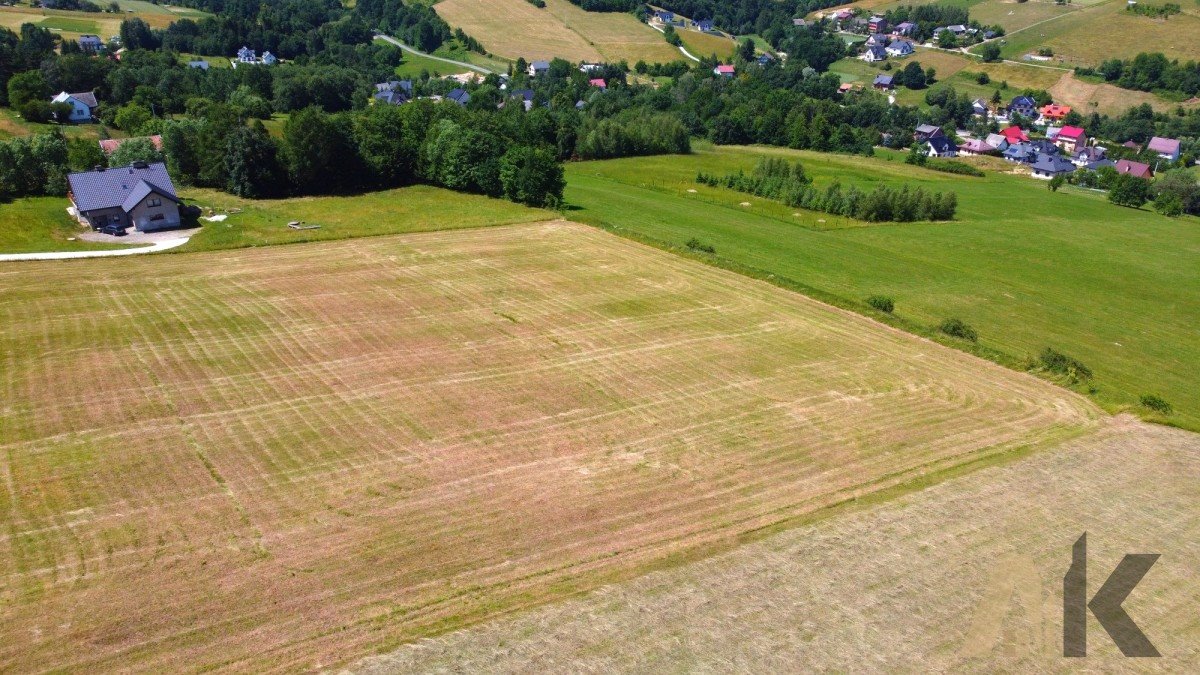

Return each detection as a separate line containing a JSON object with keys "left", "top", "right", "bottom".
{"left": 499, "top": 145, "right": 564, "bottom": 207}
{"left": 108, "top": 136, "right": 163, "bottom": 167}
{"left": 980, "top": 42, "right": 1001, "bottom": 63}
{"left": 738, "top": 38, "right": 755, "bottom": 62}
{"left": 1108, "top": 174, "right": 1151, "bottom": 208}
{"left": 7, "top": 70, "right": 48, "bottom": 110}
{"left": 225, "top": 122, "right": 281, "bottom": 198}
{"left": 1048, "top": 174, "right": 1065, "bottom": 192}
{"left": 281, "top": 106, "right": 355, "bottom": 194}
{"left": 119, "top": 18, "right": 157, "bottom": 50}
{"left": 67, "top": 136, "right": 105, "bottom": 171}
{"left": 114, "top": 104, "right": 153, "bottom": 134}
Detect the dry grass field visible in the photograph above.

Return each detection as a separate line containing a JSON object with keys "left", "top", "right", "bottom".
{"left": 1050, "top": 72, "right": 1200, "bottom": 115}
{"left": 0, "top": 221, "right": 1097, "bottom": 671}
{"left": 356, "top": 416, "right": 1200, "bottom": 672}
{"left": 0, "top": 6, "right": 180, "bottom": 41}
{"left": 435, "top": 0, "right": 680, "bottom": 64}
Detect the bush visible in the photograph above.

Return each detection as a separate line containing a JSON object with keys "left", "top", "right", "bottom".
{"left": 924, "top": 159, "right": 985, "bottom": 177}
{"left": 1039, "top": 348, "right": 1093, "bottom": 382}
{"left": 867, "top": 295, "right": 894, "bottom": 313}
{"left": 685, "top": 237, "right": 715, "bottom": 254}
{"left": 939, "top": 318, "right": 978, "bottom": 342}
{"left": 1139, "top": 394, "right": 1173, "bottom": 415}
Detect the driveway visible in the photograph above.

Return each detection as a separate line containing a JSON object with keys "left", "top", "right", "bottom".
{"left": 0, "top": 227, "right": 198, "bottom": 262}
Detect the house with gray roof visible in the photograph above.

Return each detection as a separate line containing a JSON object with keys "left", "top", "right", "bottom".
{"left": 50, "top": 91, "right": 98, "bottom": 123}
{"left": 78, "top": 34, "right": 103, "bottom": 54}
{"left": 67, "top": 162, "right": 183, "bottom": 232}
{"left": 528, "top": 60, "right": 550, "bottom": 77}
{"left": 373, "top": 80, "right": 412, "bottom": 106}
{"left": 447, "top": 88, "right": 471, "bottom": 106}
{"left": 1030, "top": 154, "right": 1075, "bottom": 179}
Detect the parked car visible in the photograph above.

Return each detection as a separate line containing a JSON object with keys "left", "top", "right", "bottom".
{"left": 100, "top": 223, "right": 127, "bottom": 236}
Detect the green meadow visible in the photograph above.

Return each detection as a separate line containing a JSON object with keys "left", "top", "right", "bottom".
{"left": 563, "top": 144, "right": 1200, "bottom": 430}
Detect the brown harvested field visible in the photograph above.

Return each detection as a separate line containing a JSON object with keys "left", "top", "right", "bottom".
{"left": 356, "top": 416, "right": 1200, "bottom": 672}
{"left": 1051, "top": 72, "right": 1200, "bottom": 115}
{"left": 0, "top": 222, "right": 1098, "bottom": 671}
{"left": 435, "top": 0, "right": 680, "bottom": 64}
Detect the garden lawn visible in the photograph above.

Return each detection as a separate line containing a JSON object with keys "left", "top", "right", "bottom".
{"left": 563, "top": 144, "right": 1200, "bottom": 430}
{"left": 178, "top": 185, "right": 552, "bottom": 252}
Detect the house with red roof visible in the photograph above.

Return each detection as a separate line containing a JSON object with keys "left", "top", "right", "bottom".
{"left": 1055, "top": 126, "right": 1087, "bottom": 154}
{"left": 713, "top": 64, "right": 735, "bottom": 77}
{"left": 589, "top": 78, "right": 606, "bottom": 89}
{"left": 1039, "top": 103, "right": 1071, "bottom": 122}
{"left": 1115, "top": 159, "right": 1153, "bottom": 180}
{"left": 1001, "top": 126, "right": 1029, "bottom": 144}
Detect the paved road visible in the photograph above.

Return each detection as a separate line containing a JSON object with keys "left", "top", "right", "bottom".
{"left": 374, "top": 33, "right": 497, "bottom": 74}
{"left": 646, "top": 23, "right": 701, "bottom": 63}
{"left": 0, "top": 237, "right": 190, "bottom": 262}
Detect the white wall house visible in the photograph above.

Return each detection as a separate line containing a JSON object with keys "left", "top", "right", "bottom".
{"left": 50, "top": 91, "right": 97, "bottom": 123}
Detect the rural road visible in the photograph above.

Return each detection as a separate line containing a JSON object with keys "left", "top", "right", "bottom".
{"left": 373, "top": 33, "right": 497, "bottom": 74}
{"left": 0, "top": 237, "right": 190, "bottom": 262}
{"left": 646, "top": 22, "right": 701, "bottom": 62}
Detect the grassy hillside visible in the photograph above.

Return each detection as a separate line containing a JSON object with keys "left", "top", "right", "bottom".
{"left": 563, "top": 145, "right": 1200, "bottom": 430}
{"left": 0, "top": 196, "right": 137, "bottom": 254}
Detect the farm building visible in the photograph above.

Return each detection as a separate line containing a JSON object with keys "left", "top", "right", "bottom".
{"left": 50, "top": 91, "right": 98, "bottom": 123}
{"left": 1147, "top": 137, "right": 1181, "bottom": 162}
{"left": 67, "top": 162, "right": 183, "bottom": 232}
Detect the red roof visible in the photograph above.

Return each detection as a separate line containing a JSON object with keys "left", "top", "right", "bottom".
{"left": 589, "top": 78, "right": 606, "bottom": 88}
{"left": 1001, "top": 126, "right": 1029, "bottom": 142}
{"left": 715, "top": 64, "right": 735, "bottom": 74}
{"left": 1058, "top": 125, "right": 1086, "bottom": 141}
{"left": 1039, "top": 103, "right": 1071, "bottom": 118}
{"left": 98, "top": 135, "right": 163, "bottom": 155}
{"left": 1115, "top": 159, "right": 1152, "bottom": 179}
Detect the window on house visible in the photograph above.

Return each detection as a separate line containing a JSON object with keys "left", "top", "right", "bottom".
{"left": 150, "top": 213, "right": 165, "bottom": 221}
{"left": 148, "top": 198, "right": 162, "bottom": 207}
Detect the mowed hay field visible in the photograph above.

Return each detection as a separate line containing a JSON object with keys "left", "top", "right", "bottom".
{"left": 0, "top": 222, "right": 1097, "bottom": 671}
{"left": 435, "top": 0, "right": 681, "bottom": 63}
{"left": 357, "top": 416, "right": 1200, "bottom": 672}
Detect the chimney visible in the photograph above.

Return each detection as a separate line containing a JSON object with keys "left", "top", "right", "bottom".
{"left": 132, "top": 160, "right": 148, "bottom": 170}
{"left": 93, "top": 164, "right": 105, "bottom": 172}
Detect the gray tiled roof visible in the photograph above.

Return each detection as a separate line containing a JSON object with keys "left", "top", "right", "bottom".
{"left": 120, "top": 179, "right": 182, "bottom": 212}
{"left": 68, "top": 162, "right": 179, "bottom": 213}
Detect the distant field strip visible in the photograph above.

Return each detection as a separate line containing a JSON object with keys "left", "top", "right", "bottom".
{"left": 0, "top": 222, "right": 1096, "bottom": 671}
{"left": 435, "top": 0, "right": 680, "bottom": 63}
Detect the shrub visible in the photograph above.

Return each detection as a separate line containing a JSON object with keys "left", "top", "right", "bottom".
{"left": 924, "top": 160, "right": 985, "bottom": 177}
{"left": 940, "top": 318, "right": 978, "bottom": 342}
{"left": 1139, "top": 394, "right": 1173, "bottom": 415}
{"left": 867, "top": 295, "right": 894, "bottom": 313}
{"left": 685, "top": 237, "right": 715, "bottom": 254}
{"left": 1039, "top": 348, "right": 1093, "bottom": 382}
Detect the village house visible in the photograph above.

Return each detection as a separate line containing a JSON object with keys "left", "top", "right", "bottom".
{"left": 713, "top": 64, "right": 736, "bottom": 77}
{"left": 1008, "top": 95, "right": 1038, "bottom": 119}
{"left": 447, "top": 88, "right": 471, "bottom": 106}
{"left": 50, "top": 91, "right": 98, "bottom": 123}
{"left": 866, "top": 33, "right": 889, "bottom": 48}
{"left": 694, "top": 19, "right": 715, "bottom": 32}
{"left": 1147, "top": 136, "right": 1181, "bottom": 162}
{"left": 926, "top": 136, "right": 958, "bottom": 158}
{"left": 373, "top": 80, "right": 412, "bottom": 106}
{"left": 793, "top": 18, "right": 807, "bottom": 27}
{"left": 98, "top": 135, "right": 163, "bottom": 156}
{"left": 1071, "top": 146, "right": 1107, "bottom": 167}
{"left": 886, "top": 40, "right": 914, "bottom": 57}
{"left": 1039, "top": 103, "right": 1071, "bottom": 122}
{"left": 188, "top": 60, "right": 210, "bottom": 70}
{"left": 1003, "top": 142, "right": 1036, "bottom": 163}
{"left": 958, "top": 138, "right": 995, "bottom": 156}
{"left": 893, "top": 21, "right": 915, "bottom": 37}
{"left": 1055, "top": 126, "right": 1087, "bottom": 154}
{"left": 1030, "top": 154, "right": 1076, "bottom": 179}
{"left": 914, "top": 124, "right": 944, "bottom": 142}
{"left": 1115, "top": 159, "right": 1153, "bottom": 180}
{"left": 971, "top": 98, "right": 989, "bottom": 117}
{"left": 653, "top": 10, "right": 675, "bottom": 24}
{"left": 67, "top": 162, "right": 183, "bottom": 232}
{"left": 985, "top": 133, "right": 1009, "bottom": 152}
{"left": 233, "top": 47, "right": 276, "bottom": 67}
{"left": 868, "top": 16, "right": 888, "bottom": 33}
{"left": 1001, "top": 125, "right": 1030, "bottom": 144}
{"left": 873, "top": 74, "right": 894, "bottom": 91}
{"left": 78, "top": 34, "right": 103, "bottom": 54}
{"left": 589, "top": 78, "right": 607, "bottom": 89}
{"left": 528, "top": 60, "right": 550, "bottom": 77}
{"left": 509, "top": 89, "right": 535, "bottom": 111}
{"left": 861, "top": 45, "right": 887, "bottom": 63}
